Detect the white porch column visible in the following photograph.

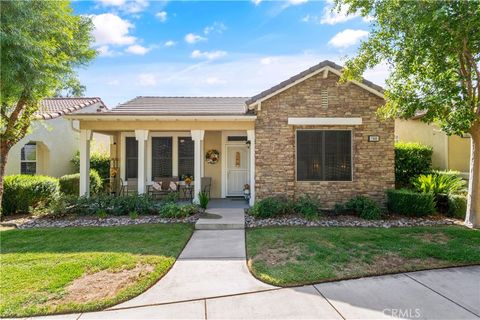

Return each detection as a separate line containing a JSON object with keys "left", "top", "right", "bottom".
{"left": 191, "top": 130, "right": 205, "bottom": 203}
{"left": 135, "top": 130, "right": 149, "bottom": 194}
{"left": 79, "top": 129, "right": 92, "bottom": 197}
{"left": 247, "top": 130, "right": 256, "bottom": 206}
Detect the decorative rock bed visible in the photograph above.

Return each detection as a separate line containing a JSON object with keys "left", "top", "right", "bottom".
{"left": 3, "top": 214, "right": 200, "bottom": 230}
{"left": 245, "top": 213, "right": 462, "bottom": 228}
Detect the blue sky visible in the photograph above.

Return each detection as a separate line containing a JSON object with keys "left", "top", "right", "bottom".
{"left": 73, "top": 0, "right": 388, "bottom": 107}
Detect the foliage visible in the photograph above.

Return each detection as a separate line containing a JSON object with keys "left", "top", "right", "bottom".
{"left": 72, "top": 151, "right": 110, "bottom": 180}
{"left": 448, "top": 194, "right": 467, "bottom": 220}
{"left": 335, "top": 0, "right": 480, "bottom": 225}
{"left": 163, "top": 192, "right": 178, "bottom": 203}
{"left": 394, "top": 142, "right": 433, "bottom": 187}
{"left": 70, "top": 194, "right": 155, "bottom": 216}
{"left": 59, "top": 169, "right": 102, "bottom": 196}
{"left": 158, "top": 202, "right": 197, "bottom": 218}
{"left": 129, "top": 210, "right": 139, "bottom": 220}
{"left": 198, "top": 192, "right": 209, "bottom": 212}
{"left": 343, "top": 196, "right": 382, "bottom": 220}
{"left": 412, "top": 171, "right": 467, "bottom": 196}
{"left": 2, "top": 175, "right": 60, "bottom": 215}
{"left": 0, "top": 224, "right": 193, "bottom": 317}
{"left": 249, "top": 196, "right": 291, "bottom": 218}
{"left": 386, "top": 189, "right": 436, "bottom": 217}
{"left": 247, "top": 226, "right": 480, "bottom": 286}
{"left": 0, "top": 0, "right": 96, "bottom": 215}
{"left": 293, "top": 195, "right": 321, "bottom": 220}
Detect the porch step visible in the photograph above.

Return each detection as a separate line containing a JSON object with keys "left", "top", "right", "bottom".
{"left": 195, "top": 207, "right": 245, "bottom": 230}
{"left": 195, "top": 221, "right": 245, "bottom": 230}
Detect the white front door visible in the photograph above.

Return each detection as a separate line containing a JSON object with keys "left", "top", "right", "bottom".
{"left": 226, "top": 145, "right": 249, "bottom": 196}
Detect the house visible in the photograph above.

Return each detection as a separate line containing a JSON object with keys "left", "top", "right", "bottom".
{"left": 5, "top": 98, "right": 110, "bottom": 177}
{"left": 66, "top": 61, "right": 394, "bottom": 207}
{"left": 395, "top": 116, "right": 471, "bottom": 177}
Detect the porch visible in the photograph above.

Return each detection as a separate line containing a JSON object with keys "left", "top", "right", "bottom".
{"left": 78, "top": 127, "right": 256, "bottom": 205}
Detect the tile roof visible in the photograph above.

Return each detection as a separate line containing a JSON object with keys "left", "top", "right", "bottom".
{"left": 245, "top": 60, "right": 384, "bottom": 106}
{"left": 36, "top": 97, "right": 107, "bottom": 120}
{"left": 106, "top": 96, "right": 249, "bottom": 115}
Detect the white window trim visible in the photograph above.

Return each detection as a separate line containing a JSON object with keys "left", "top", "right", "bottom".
{"left": 288, "top": 117, "right": 362, "bottom": 126}
{"left": 20, "top": 142, "right": 38, "bottom": 175}
{"left": 295, "top": 129, "right": 354, "bottom": 182}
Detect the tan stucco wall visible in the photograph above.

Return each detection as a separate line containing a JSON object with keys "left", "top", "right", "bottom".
{"left": 448, "top": 135, "right": 471, "bottom": 173}
{"left": 203, "top": 131, "right": 222, "bottom": 198}
{"left": 395, "top": 119, "right": 471, "bottom": 173}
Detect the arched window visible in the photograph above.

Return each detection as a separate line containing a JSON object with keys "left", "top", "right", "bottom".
{"left": 21, "top": 142, "right": 37, "bottom": 175}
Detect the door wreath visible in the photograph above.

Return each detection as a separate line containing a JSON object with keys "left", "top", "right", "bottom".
{"left": 206, "top": 149, "right": 220, "bottom": 164}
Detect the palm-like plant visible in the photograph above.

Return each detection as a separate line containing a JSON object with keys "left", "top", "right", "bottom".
{"left": 412, "top": 172, "right": 467, "bottom": 196}
{"left": 198, "top": 191, "right": 209, "bottom": 214}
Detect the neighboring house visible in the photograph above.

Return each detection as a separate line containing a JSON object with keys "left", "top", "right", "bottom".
{"left": 67, "top": 61, "right": 394, "bottom": 207}
{"left": 395, "top": 116, "right": 471, "bottom": 177}
{"left": 5, "top": 98, "right": 110, "bottom": 177}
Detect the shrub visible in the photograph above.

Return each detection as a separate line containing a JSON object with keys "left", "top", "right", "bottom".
{"left": 71, "top": 194, "right": 154, "bottom": 216}
{"left": 163, "top": 192, "right": 178, "bottom": 203}
{"left": 198, "top": 192, "right": 209, "bottom": 213}
{"left": 395, "top": 141, "right": 433, "bottom": 187}
{"left": 343, "top": 196, "right": 382, "bottom": 220}
{"left": 159, "top": 202, "right": 196, "bottom": 218}
{"left": 412, "top": 171, "right": 467, "bottom": 196}
{"left": 386, "top": 189, "right": 436, "bottom": 217}
{"left": 72, "top": 151, "right": 110, "bottom": 179}
{"left": 249, "top": 196, "right": 291, "bottom": 218}
{"left": 293, "top": 195, "right": 321, "bottom": 219}
{"left": 2, "top": 175, "right": 60, "bottom": 215}
{"left": 59, "top": 169, "right": 103, "bottom": 196}
{"left": 447, "top": 194, "right": 467, "bottom": 219}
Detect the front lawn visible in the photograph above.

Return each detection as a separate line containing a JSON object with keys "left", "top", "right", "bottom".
{"left": 0, "top": 224, "right": 193, "bottom": 317}
{"left": 247, "top": 226, "right": 480, "bottom": 286}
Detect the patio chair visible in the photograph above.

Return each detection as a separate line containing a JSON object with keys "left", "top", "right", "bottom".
{"left": 124, "top": 178, "right": 137, "bottom": 195}
{"left": 148, "top": 176, "right": 179, "bottom": 200}
{"left": 201, "top": 177, "right": 212, "bottom": 199}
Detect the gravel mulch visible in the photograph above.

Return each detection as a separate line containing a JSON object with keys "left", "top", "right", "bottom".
{"left": 2, "top": 214, "right": 199, "bottom": 230}
{"left": 245, "top": 213, "right": 462, "bottom": 228}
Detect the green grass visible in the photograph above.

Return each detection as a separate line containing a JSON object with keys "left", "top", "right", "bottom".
{"left": 0, "top": 224, "right": 193, "bottom": 317}
{"left": 247, "top": 226, "right": 480, "bottom": 286}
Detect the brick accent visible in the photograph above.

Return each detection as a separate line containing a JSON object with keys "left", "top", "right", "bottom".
{"left": 254, "top": 72, "right": 394, "bottom": 208}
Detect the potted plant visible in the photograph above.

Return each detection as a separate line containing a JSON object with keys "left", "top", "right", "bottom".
{"left": 243, "top": 184, "right": 250, "bottom": 201}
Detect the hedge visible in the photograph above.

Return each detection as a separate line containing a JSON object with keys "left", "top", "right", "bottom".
{"left": 2, "top": 175, "right": 60, "bottom": 215}
{"left": 395, "top": 141, "right": 433, "bottom": 187}
{"left": 71, "top": 151, "right": 110, "bottom": 179}
{"left": 59, "top": 170, "right": 103, "bottom": 196}
{"left": 448, "top": 194, "right": 467, "bottom": 219}
{"left": 386, "top": 189, "right": 436, "bottom": 217}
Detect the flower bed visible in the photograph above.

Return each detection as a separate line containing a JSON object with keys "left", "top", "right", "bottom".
{"left": 245, "top": 213, "right": 460, "bottom": 228}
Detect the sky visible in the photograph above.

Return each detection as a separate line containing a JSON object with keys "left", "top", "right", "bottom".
{"left": 72, "top": 0, "right": 389, "bottom": 107}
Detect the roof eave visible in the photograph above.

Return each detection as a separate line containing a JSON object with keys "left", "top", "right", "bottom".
{"left": 64, "top": 114, "right": 257, "bottom": 121}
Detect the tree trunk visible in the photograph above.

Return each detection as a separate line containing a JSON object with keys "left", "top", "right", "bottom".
{"left": 465, "top": 122, "right": 480, "bottom": 228}
{"left": 0, "top": 142, "right": 9, "bottom": 220}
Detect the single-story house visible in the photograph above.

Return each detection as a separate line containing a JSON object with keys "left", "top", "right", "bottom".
{"left": 66, "top": 61, "right": 395, "bottom": 207}
{"left": 5, "top": 98, "right": 110, "bottom": 177}
{"left": 395, "top": 116, "right": 471, "bottom": 178}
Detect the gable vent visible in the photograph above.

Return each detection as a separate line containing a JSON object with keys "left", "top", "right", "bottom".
{"left": 321, "top": 89, "right": 328, "bottom": 108}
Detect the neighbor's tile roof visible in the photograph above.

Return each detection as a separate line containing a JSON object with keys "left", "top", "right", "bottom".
{"left": 245, "top": 60, "right": 385, "bottom": 105}
{"left": 36, "top": 97, "right": 107, "bottom": 120}
{"left": 106, "top": 96, "right": 250, "bottom": 115}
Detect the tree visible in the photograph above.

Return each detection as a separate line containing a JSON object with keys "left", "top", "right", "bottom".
{"left": 0, "top": 0, "right": 96, "bottom": 215}
{"left": 335, "top": 0, "right": 480, "bottom": 227}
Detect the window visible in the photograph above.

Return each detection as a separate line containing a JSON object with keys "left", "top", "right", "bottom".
{"left": 227, "top": 136, "right": 247, "bottom": 142}
{"left": 125, "top": 137, "right": 138, "bottom": 180}
{"left": 152, "top": 137, "right": 172, "bottom": 178}
{"left": 178, "top": 136, "right": 194, "bottom": 178}
{"left": 296, "top": 130, "right": 352, "bottom": 181}
{"left": 21, "top": 142, "right": 37, "bottom": 175}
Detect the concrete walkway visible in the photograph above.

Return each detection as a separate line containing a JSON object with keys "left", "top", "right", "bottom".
{"left": 21, "top": 202, "right": 480, "bottom": 319}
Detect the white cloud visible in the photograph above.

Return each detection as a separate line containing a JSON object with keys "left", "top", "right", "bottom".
{"left": 164, "top": 40, "right": 177, "bottom": 47}
{"left": 328, "top": 29, "right": 369, "bottom": 48}
{"left": 97, "top": 45, "right": 116, "bottom": 57}
{"left": 97, "top": 0, "right": 125, "bottom": 5}
{"left": 191, "top": 50, "right": 227, "bottom": 60}
{"left": 185, "top": 33, "right": 207, "bottom": 44}
{"left": 301, "top": 15, "right": 311, "bottom": 22}
{"left": 91, "top": 13, "right": 136, "bottom": 46}
{"left": 107, "top": 79, "right": 120, "bottom": 85}
{"left": 260, "top": 57, "right": 276, "bottom": 65}
{"left": 205, "top": 77, "right": 227, "bottom": 85}
{"left": 204, "top": 22, "right": 226, "bottom": 35}
{"left": 156, "top": 11, "right": 167, "bottom": 22}
{"left": 138, "top": 73, "right": 157, "bottom": 86}
{"left": 288, "top": 0, "right": 308, "bottom": 5}
{"left": 252, "top": 0, "right": 262, "bottom": 5}
{"left": 126, "top": 44, "right": 150, "bottom": 55}
{"left": 96, "top": 0, "right": 148, "bottom": 13}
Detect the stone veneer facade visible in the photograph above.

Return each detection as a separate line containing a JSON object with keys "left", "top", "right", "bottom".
{"left": 254, "top": 71, "right": 394, "bottom": 208}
